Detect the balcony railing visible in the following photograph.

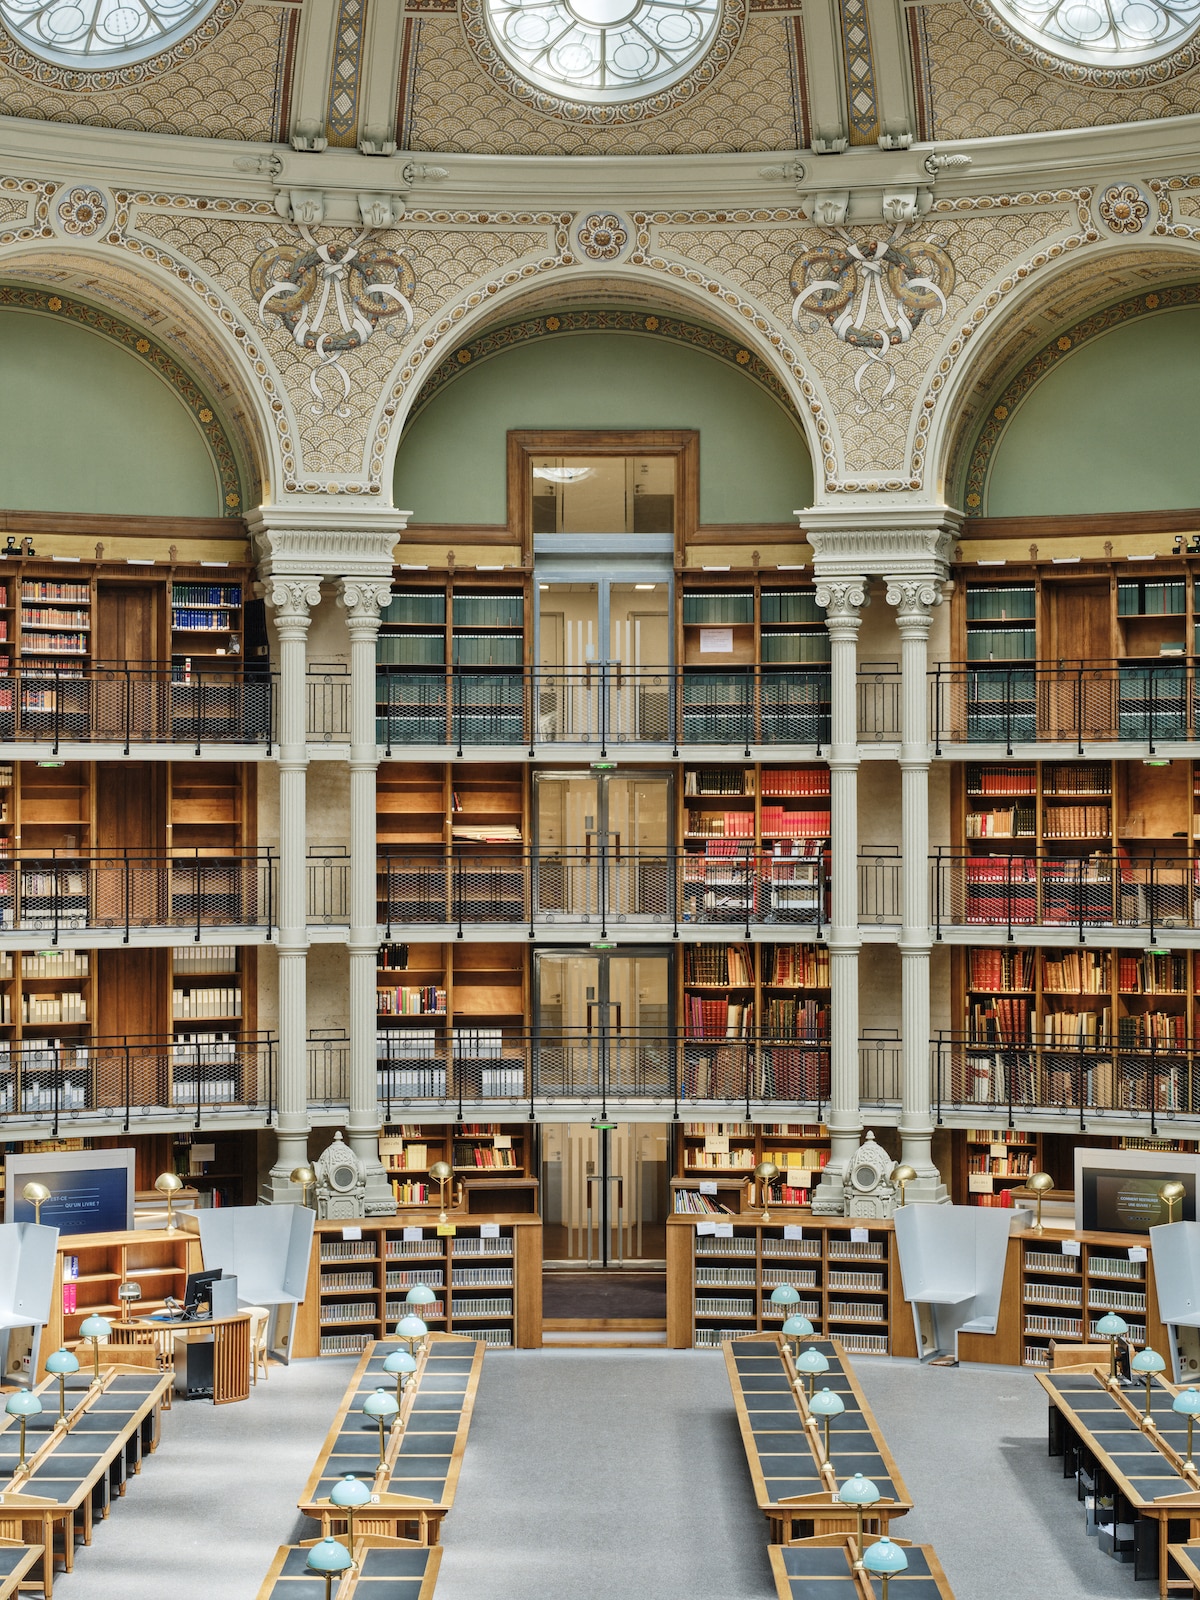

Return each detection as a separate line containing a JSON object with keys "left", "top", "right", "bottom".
{"left": 0, "top": 849, "right": 276, "bottom": 938}
{"left": 0, "top": 1030, "right": 276, "bottom": 1135}
{"left": 932, "top": 1030, "right": 1200, "bottom": 1136}
{"left": 0, "top": 664, "right": 273, "bottom": 750}
{"left": 931, "top": 851, "right": 1200, "bottom": 938}
{"left": 930, "top": 661, "right": 1200, "bottom": 752}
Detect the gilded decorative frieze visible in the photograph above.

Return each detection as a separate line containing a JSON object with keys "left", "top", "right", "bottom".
{"left": 403, "top": 13, "right": 802, "bottom": 153}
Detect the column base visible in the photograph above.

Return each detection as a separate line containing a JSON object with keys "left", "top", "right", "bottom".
{"left": 810, "top": 1169, "right": 847, "bottom": 1215}
{"left": 259, "top": 1167, "right": 310, "bottom": 1206}
{"left": 897, "top": 1169, "right": 950, "bottom": 1206}
{"left": 347, "top": 1132, "right": 398, "bottom": 1216}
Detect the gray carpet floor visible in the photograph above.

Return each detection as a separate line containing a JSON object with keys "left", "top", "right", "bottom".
{"left": 39, "top": 1349, "right": 1154, "bottom": 1600}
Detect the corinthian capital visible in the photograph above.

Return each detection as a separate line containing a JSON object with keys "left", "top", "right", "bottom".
{"left": 266, "top": 577, "right": 321, "bottom": 635}
{"left": 815, "top": 578, "right": 869, "bottom": 627}
{"left": 338, "top": 578, "right": 393, "bottom": 631}
{"left": 885, "top": 577, "right": 943, "bottom": 629}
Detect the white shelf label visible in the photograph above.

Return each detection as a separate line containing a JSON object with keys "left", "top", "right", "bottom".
{"left": 783, "top": 1225, "right": 804, "bottom": 1241}
{"left": 402, "top": 1227, "right": 423, "bottom": 1243}
{"left": 493, "top": 1136, "right": 512, "bottom": 1150}
{"left": 704, "top": 1136, "right": 730, "bottom": 1155}
{"left": 849, "top": 1227, "right": 869, "bottom": 1243}
{"left": 968, "top": 1174, "right": 994, "bottom": 1194}
{"left": 1129, "top": 1246, "right": 1148, "bottom": 1263}
{"left": 700, "top": 627, "right": 733, "bottom": 654}
{"left": 480, "top": 1223, "right": 501, "bottom": 1239}
{"left": 699, "top": 1182, "right": 718, "bottom": 1196}
{"left": 696, "top": 1221, "right": 717, "bottom": 1236}
{"left": 1061, "top": 1238, "right": 1081, "bottom": 1257}
{"left": 786, "top": 1168, "right": 812, "bottom": 1189}
{"left": 713, "top": 1223, "right": 735, "bottom": 1238}
{"left": 342, "top": 1226, "right": 362, "bottom": 1241}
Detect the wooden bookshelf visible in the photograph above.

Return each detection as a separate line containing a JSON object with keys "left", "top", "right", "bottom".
{"left": 666, "top": 1213, "right": 915, "bottom": 1356}
{"left": 294, "top": 1215, "right": 542, "bottom": 1355}
{"left": 379, "top": 1122, "right": 531, "bottom": 1207}
{"left": 673, "top": 1122, "right": 830, "bottom": 1208}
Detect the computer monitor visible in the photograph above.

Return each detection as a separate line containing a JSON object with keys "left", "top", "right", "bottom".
{"left": 182, "top": 1267, "right": 222, "bottom": 1317}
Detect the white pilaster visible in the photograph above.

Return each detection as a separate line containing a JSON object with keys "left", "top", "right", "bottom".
{"left": 261, "top": 577, "right": 320, "bottom": 1204}
{"left": 811, "top": 577, "right": 868, "bottom": 1215}
{"left": 886, "top": 577, "right": 948, "bottom": 1203}
{"left": 339, "top": 577, "right": 396, "bottom": 1214}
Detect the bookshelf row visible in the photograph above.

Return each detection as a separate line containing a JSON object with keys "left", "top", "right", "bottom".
{"left": 962, "top": 572, "right": 1200, "bottom": 666}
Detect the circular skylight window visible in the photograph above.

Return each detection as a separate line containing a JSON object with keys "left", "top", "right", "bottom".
{"left": 988, "top": 0, "right": 1200, "bottom": 64}
{"left": 0, "top": 0, "right": 218, "bottom": 66}
{"left": 483, "top": 0, "right": 722, "bottom": 101}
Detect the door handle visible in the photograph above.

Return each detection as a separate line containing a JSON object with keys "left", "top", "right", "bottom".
{"left": 585, "top": 1001, "right": 622, "bottom": 1035}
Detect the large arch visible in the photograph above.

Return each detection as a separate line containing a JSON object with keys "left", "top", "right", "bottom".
{"left": 926, "top": 238, "right": 1200, "bottom": 512}
{"left": 393, "top": 304, "right": 815, "bottom": 524}
{"left": 0, "top": 243, "right": 279, "bottom": 514}
{"left": 371, "top": 264, "right": 834, "bottom": 507}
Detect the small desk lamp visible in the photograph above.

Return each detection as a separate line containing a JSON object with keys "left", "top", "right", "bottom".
{"left": 405, "top": 1284, "right": 438, "bottom": 1310}
{"left": 395, "top": 1314, "right": 428, "bottom": 1357}
{"left": 861, "top": 1535, "right": 908, "bottom": 1597}
{"left": 361, "top": 1386, "right": 399, "bottom": 1466}
{"left": 429, "top": 1161, "right": 453, "bottom": 1224}
{"left": 1025, "top": 1170, "right": 1054, "bottom": 1234}
{"left": 1131, "top": 1348, "right": 1165, "bottom": 1419}
{"left": 808, "top": 1386, "right": 845, "bottom": 1463}
{"left": 1174, "top": 1386, "right": 1200, "bottom": 1464}
{"left": 5, "top": 1391, "right": 41, "bottom": 1470}
{"left": 117, "top": 1281, "right": 142, "bottom": 1322}
{"left": 770, "top": 1284, "right": 801, "bottom": 1325}
{"left": 839, "top": 1472, "right": 882, "bottom": 1566}
{"left": 753, "top": 1161, "right": 779, "bottom": 1223}
{"left": 890, "top": 1165, "right": 917, "bottom": 1208}
{"left": 21, "top": 1181, "right": 50, "bottom": 1224}
{"left": 154, "top": 1171, "right": 183, "bottom": 1232}
{"left": 1160, "top": 1181, "right": 1186, "bottom": 1224}
{"left": 782, "top": 1314, "right": 814, "bottom": 1359}
{"left": 79, "top": 1313, "right": 112, "bottom": 1384}
{"left": 1095, "top": 1312, "right": 1129, "bottom": 1381}
{"left": 306, "top": 1536, "right": 354, "bottom": 1600}
{"left": 329, "top": 1474, "right": 371, "bottom": 1545}
{"left": 383, "top": 1347, "right": 418, "bottom": 1396}
{"left": 45, "top": 1347, "right": 79, "bottom": 1423}
{"left": 291, "top": 1166, "right": 317, "bottom": 1209}
{"left": 795, "top": 1345, "right": 829, "bottom": 1397}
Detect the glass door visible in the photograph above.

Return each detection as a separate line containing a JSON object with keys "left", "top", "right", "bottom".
{"left": 534, "top": 946, "right": 672, "bottom": 1098}
{"left": 533, "top": 770, "right": 673, "bottom": 922}
{"left": 541, "top": 1122, "right": 670, "bottom": 1265}
{"left": 536, "top": 574, "right": 670, "bottom": 742}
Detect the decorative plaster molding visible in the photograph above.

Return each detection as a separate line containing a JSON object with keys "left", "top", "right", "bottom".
{"left": 814, "top": 578, "right": 869, "bottom": 623}
{"left": 338, "top": 578, "right": 394, "bottom": 628}
{"left": 264, "top": 578, "right": 322, "bottom": 633}
{"left": 885, "top": 577, "right": 942, "bottom": 623}
{"left": 249, "top": 506, "right": 409, "bottom": 581}
{"left": 804, "top": 507, "right": 960, "bottom": 577}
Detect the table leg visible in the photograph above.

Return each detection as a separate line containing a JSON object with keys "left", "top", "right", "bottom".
{"left": 62, "top": 1511, "right": 74, "bottom": 1572}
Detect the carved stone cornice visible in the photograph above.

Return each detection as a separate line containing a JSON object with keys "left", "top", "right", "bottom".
{"left": 265, "top": 577, "right": 321, "bottom": 636}
{"left": 338, "top": 578, "right": 394, "bottom": 633}
{"left": 248, "top": 505, "right": 410, "bottom": 583}
{"left": 804, "top": 506, "right": 961, "bottom": 583}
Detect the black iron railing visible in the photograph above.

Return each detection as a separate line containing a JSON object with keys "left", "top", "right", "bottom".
{"left": 0, "top": 1030, "right": 276, "bottom": 1135}
{"left": 0, "top": 664, "right": 273, "bottom": 750}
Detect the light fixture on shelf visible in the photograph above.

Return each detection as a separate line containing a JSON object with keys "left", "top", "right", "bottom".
{"left": 79, "top": 1313, "right": 112, "bottom": 1385}
{"left": 306, "top": 1535, "right": 354, "bottom": 1600}
{"left": 328, "top": 1474, "right": 371, "bottom": 1546}
{"left": 45, "top": 1347, "right": 79, "bottom": 1423}
{"left": 1132, "top": 1347, "right": 1166, "bottom": 1419}
{"left": 21, "top": 1181, "right": 50, "bottom": 1224}
{"left": 117, "top": 1281, "right": 142, "bottom": 1322}
{"left": 1095, "top": 1311, "right": 1129, "bottom": 1381}
{"left": 839, "top": 1472, "right": 882, "bottom": 1566}
{"left": 361, "top": 1386, "right": 399, "bottom": 1466}
{"left": 1025, "top": 1170, "right": 1054, "bottom": 1233}
{"left": 754, "top": 1160, "right": 779, "bottom": 1222}
{"left": 290, "top": 1166, "right": 317, "bottom": 1209}
{"left": 154, "top": 1171, "right": 183, "bottom": 1232}
{"left": 429, "top": 1160, "right": 453, "bottom": 1224}
{"left": 890, "top": 1165, "right": 917, "bottom": 1208}
{"left": 861, "top": 1535, "right": 908, "bottom": 1596}
{"left": 1173, "top": 1386, "right": 1200, "bottom": 1464}
{"left": 1160, "top": 1180, "right": 1186, "bottom": 1225}
{"left": 5, "top": 1390, "right": 42, "bottom": 1470}
{"left": 808, "top": 1386, "right": 844, "bottom": 1464}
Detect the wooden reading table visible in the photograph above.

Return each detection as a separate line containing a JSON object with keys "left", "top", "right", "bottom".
{"left": 0, "top": 1538, "right": 43, "bottom": 1598}
{"left": 298, "top": 1333, "right": 483, "bottom": 1546}
{"left": 725, "top": 1335, "right": 912, "bottom": 1545}
{"left": 769, "top": 1535, "right": 956, "bottom": 1599}
{"left": 1168, "top": 1543, "right": 1200, "bottom": 1597}
{"left": 1040, "top": 1366, "right": 1200, "bottom": 1594}
{"left": 257, "top": 1536, "right": 441, "bottom": 1600}
{"left": 0, "top": 1365, "right": 170, "bottom": 1598}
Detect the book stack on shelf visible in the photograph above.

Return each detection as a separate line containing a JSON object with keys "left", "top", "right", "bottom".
{"left": 376, "top": 588, "right": 448, "bottom": 742}
{"left": 375, "top": 943, "right": 448, "bottom": 1099}
{"left": 1020, "top": 1236, "right": 1158, "bottom": 1367}
{"left": 451, "top": 589, "right": 524, "bottom": 744}
{"left": 682, "top": 767, "right": 757, "bottom": 926}
{"left": 172, "top": 945, "right": 245, "bottom": 1105}
{"left": 964, "top": 582, "right": 1036, "bottom": 741}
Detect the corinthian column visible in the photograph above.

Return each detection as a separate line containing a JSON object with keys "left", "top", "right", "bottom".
{"left": 810, "top": 577, "right": 868, "bottom": 1215}
{"left": 339, "top": 577, "right": 396, "bottom": 1214}
{"left": 886, "top": 576, "right": 947, "bottom": 1203}
{"left": 261, "top": 577, "right": 320, "bottom": 1204}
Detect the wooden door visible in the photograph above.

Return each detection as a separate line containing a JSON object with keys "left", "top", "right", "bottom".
{"left": 94, "top": 948, "right": 169, "bottom": 1107}
{"left": 95, "top": 763, "right": 165, "bottom": 928}
{"left": 95, "top": 585, "right": 161, "bottom": 737}
{"left": 1045, "top": 582, "right": 1114, "bottom": 738}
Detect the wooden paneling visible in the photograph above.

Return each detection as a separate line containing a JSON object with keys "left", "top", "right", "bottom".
{"left": 96, "top": 763, "right": 164, "bottom": 851}
{"left": 1045, "top": 580, "right": 1111, "bottom": 663}
{"left": 95, "top": 584, "right": 159, "bottom": 667}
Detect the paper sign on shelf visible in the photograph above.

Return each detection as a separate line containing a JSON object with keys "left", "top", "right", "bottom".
{"left": 700, "top": 627, "right": 733, "bottom": 654}
{"left": 699, "top": 1182, "right": 718, "bottom": 1196}
{"left": 494, "top": 1136, "right": 512, "bottom": 1150}
{"left": 696, "top": 1221, "right": 717, "bottom": 1236}
{"left": 436, "top": 1223, "right": 457, "bottom": 1237}
{"left": 704, "top": 1136, "right": 730, "bottom": 1155}
{"left": 1061, "top": 1239, "right": 1081, "bottom": 1257}
{"left": 968, "top": 1174, "right": 994, "bottom": 1194}
{"left": 480, "top": 1223, "right": 501, "bottom": 1238}
{"left": 713, "top": 1223, "right": 735, "bottom": 1238}
{"left": 849, "top": 1227, "right": 869, "bottom": 1243}
{"left": 787, "top": 1168, "right": 812, "bottom": 1189}
{"left": 989, "top": 1143, "right": 1008, "bottom": 1158}
{"left": 402, "top": 1227, "right": 423, "bottom": 1243}
{"left": 191, "top": 1142, "right": 216, "bottom": 1163}
{"left": 783, "top": 1225, "right": 804, "bottom": 1241}
{"left": 1129, "top": 1246, "right": 1148, "bottom": 1263}
{"left": 342, "top": 1226, "right": 363, "bottom": 1241}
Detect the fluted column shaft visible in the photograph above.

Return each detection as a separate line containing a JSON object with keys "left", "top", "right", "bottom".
{"left": 811, "top": 578, "right": 868, "bottom": 1215}
{"left": 340, "top": 578, "right": 396, "bottom": 1214}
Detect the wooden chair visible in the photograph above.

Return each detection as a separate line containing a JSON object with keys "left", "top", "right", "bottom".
{"left": 245, "top": 1307, "right": 270, "bottom": 1384}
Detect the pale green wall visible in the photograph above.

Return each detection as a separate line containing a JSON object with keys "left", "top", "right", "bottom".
{"left": 0, "top": 309, "right": 221, "bottom": 516}
{"left": 394, "top": 332, "right": 814, "bottom": 522}
{"left": 985, "top": 307, "right": 1200, "bottom": 516}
